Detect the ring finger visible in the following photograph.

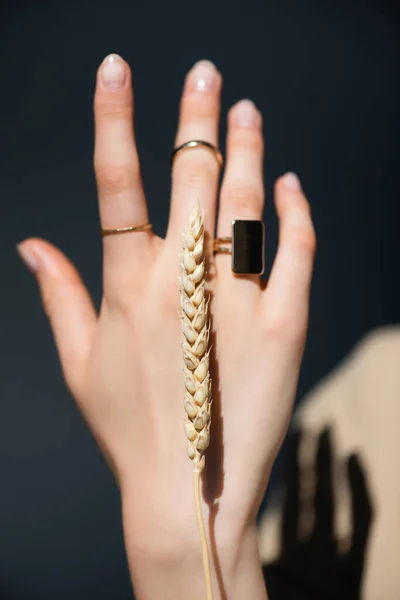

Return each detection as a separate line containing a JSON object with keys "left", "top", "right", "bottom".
{"left": 216, "top": 99, "right": 265, "bottom": 289}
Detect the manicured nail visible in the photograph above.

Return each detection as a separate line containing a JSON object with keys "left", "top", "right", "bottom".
{"left": 16, "top": 243, "right": 39, "bottom": 273}
{"left": 283, "top": 172, "right": 302, "bottom": 191}
{"left": 100, "top": 54, "right": 127, "bottom": 89}
{"left": 187, "top": 60, "right": 218, "bottom": 92}
{"left": 234, "top": 99, "right": 261, "bottom": 127}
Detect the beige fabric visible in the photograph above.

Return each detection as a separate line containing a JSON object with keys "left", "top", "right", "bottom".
{"left": 258, "top": 326, "right": 400, "bottom": 600}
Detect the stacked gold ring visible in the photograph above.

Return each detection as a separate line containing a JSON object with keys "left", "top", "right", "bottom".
{"left": 213, "top": 236, "right": 232, "bottom": 254}
{"left": 101, "top": 141, "right": 223, "bottom": 238}
{"left": 213, "top": 220, "right": 265, "bottom": 275}
{"left": 100, "top": 140, "right": 264, "bottom": 276}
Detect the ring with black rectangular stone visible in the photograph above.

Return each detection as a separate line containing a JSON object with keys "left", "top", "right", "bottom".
{"left": 213, "top": 220, "right": 265, "bottom": 275}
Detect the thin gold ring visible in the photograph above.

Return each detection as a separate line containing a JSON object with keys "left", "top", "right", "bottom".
{"left": 101, "top": 223, "right": 152, "bottom": 237}
{"left": 171, "top": 140, "right": 223, "bottom": 168}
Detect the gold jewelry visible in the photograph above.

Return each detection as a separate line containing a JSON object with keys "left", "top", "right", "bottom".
{"left": 101, "top": 223, "right": 152, "bottom": 237}
{"left": 171, "top": 140, "right": 223, "bottom": 168}
{"left": 213, "top": 236, "right": 232, "bottom": 254}
{"left": 213, "top": 220, "right": 265, "bottom": 275}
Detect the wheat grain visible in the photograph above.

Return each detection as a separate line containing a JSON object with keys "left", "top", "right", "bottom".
{"left": 179, "top": 200, "right": 212, "bottom": 474}
{"left": 179, "top": 199, "right": 214, "bottom": 600}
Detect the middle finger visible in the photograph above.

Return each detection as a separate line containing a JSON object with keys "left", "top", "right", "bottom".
{"left": 167, "top": 60, "right": 222, "bottom": 243}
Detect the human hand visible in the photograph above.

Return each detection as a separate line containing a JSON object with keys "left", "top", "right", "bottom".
{"left": 17, "top": 55, "right": 316, "bottom": 599}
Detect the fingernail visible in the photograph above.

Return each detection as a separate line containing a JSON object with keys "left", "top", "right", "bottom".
{"left": 100, "top": 54, "right": 127, "bottom": 89}
{"left": 233, "top": 99, "right": 261, "bottom": 128}
{"left": 186, "top": 60, "right": 218, "bottom": 92}
{"left": 16, "top": 243, "right": 39, "bottom": 273}
{"left": 283, "top": 172, "right": 302, "bottom": 191}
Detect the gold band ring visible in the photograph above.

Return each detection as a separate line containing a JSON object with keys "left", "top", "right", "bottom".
{"left": 101, "top": 223, "right": 152, "bottom": 237}
{"left": 213, "top": 236, "right": 232, "bottom": 254}
{"left": 171, "top": 140, "right": 223, "bottom": 168}
{"left": 213, "top": 221, "right": 265, "bottom": 275}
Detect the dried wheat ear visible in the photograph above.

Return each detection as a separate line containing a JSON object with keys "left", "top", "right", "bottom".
{"left": 179, "top": 199, "right": 212, "bottom": 473}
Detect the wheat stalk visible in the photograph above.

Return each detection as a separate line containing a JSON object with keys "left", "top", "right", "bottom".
{"left": 179, "top": 199, "right": 214, "bottom": 600}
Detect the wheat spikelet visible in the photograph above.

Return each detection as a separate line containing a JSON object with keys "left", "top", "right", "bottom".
{"left": 179, "top": 199, "right": 214, "bottom": 600}
{"left": 179, "top": 200, "right": 212, "bottom": 473}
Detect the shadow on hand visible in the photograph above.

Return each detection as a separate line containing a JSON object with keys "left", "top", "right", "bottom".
{"left": 263, "top": 427, "right": 373, "bottom": 600}
{"left": 201, "top": 233, "right": 227, "bottom": 600}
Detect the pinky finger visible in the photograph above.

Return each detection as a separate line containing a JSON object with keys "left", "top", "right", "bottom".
{"left": 262, "top": 172, "right": 316, "bottom": 341}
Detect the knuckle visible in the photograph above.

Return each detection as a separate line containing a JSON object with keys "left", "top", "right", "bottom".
{"left": 173, "top": 155, "right": 217, "bottom": 190}
{"left": 95, "top": 162, "right": 140, "bottom": 196}
{"left": 229, "top": 128, "right": 263, "bottom": 154}
{"left": 96, "top": 98, "right": 132, "bottom": 121}
{"left": 103, "top": 288, "right": 135, "bottom": 319}
{"left": 103, "top": 289, "right": 158, "bottom": 342}
{"left": 264, "top": 310, "right": 306, "bottom": 346}
{"left": 290, "top": 224, "right": 317, "bottom": 257}
{"left": 221, "top": 183, "right": 263, "bottom": 215}
{"left": 182, "top": 92, "right": 220, "bottom": 120}
{"left": 102, "top": 271, "right": 146, "bottom": 320}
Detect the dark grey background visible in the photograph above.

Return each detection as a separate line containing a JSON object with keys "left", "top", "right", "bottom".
{"left": 1, "top": 0, "right": 399, "bottom": 598}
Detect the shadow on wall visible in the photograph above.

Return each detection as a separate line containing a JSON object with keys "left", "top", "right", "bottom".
{"left": 259, "top": 327, "right": 400, "bottom": 600}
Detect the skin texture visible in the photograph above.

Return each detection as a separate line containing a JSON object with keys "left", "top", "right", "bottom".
{"left": 17, "top": 55, "right": 316, "bottom": 600}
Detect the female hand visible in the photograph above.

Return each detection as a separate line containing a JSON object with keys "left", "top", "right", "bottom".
{"left": 17, "top": 55, "right": 316, "bottom": 599}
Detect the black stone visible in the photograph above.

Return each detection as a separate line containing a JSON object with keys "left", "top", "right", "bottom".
{"left": 232, "top": 220, "right": 265, "bottom": 275}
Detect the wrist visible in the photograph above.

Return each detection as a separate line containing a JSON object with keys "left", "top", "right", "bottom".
{"left": 121, "top": 497, "right": 268, "bottom": 600}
